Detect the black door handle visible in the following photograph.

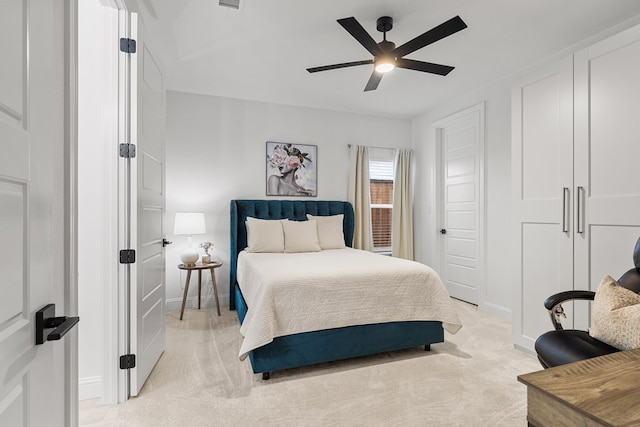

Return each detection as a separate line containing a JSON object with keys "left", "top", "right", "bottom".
{"left": 35, "top": 304, "right": 80, "bottom": 345}
{"left": 440, "top": 229, "right": 447, "bottom": 234}
{"left": 162, "top": 238, "right": 173, "bottom": 247}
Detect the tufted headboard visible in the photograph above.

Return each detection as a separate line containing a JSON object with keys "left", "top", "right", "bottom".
{"left": 229, "top": 199, "right": 355, "bottom": 309}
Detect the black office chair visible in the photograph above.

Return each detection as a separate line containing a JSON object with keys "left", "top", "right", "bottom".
{"left": 535, "top": 237, "right": 640, "bottom": 368}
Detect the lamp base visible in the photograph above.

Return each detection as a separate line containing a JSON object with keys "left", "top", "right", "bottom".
{"left": 180, "top": 247, "right": 199, "bottom": 266}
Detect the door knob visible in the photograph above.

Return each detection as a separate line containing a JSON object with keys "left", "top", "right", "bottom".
{"left": 162, "top": 238, "right": 173, "bottom": 247}
{"left": 440, "top": 229, "right": 447, "bottom": 234}
{"left": 35, "top": 304, "right": 79, "bottom": 345}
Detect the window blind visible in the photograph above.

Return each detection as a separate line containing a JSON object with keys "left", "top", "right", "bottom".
{"left": 368, "top": 148, "right": 394, "bottom": 251}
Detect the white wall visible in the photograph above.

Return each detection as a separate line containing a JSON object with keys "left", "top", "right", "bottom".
{"left": 165, "top": 91, "right": 412, "bottom": 311}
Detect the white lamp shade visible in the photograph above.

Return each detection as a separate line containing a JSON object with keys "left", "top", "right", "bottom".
{"left": 174, "top": 212, "right": 206, "bottom": 235}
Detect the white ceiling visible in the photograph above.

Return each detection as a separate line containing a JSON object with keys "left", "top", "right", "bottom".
{"left": 134, "top": 0, "right": 640, "bottom": 118}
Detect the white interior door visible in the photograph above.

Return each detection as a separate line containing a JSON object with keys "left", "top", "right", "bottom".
{"left": 129, "top": 13, "right": 167, "bottom": 396}
{"left": 0, "top": 1, "right": 73, "bottom": 425}
{"left": 436, "top": 104, "right": 484, "bottom": 305}
{"left": 574, "top": 25, "right": 640, "bottom": 329}
{"left": 511, "top": 56, "right": 574, "bottom": 350}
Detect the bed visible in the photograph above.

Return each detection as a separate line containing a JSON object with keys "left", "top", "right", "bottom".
{"left": 230, "top": 199, "right": 461, "bottom": 379}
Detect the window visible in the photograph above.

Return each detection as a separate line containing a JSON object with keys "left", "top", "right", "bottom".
{"left": 369, "top": 148, "right": 394, "bottom": 253}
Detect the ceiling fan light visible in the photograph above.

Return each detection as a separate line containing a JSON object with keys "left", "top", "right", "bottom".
{"left": 375, "top": 57, "right": 395, "bottom": 73}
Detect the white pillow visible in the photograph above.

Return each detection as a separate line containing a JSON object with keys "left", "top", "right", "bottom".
{"left": 245, "top": 217, "right": 286, "bottom": 253}
{"left": 282, "top": 219, "right": 321, "bottom": 253}
{"left": 306, "top": 214, "right": 346, "bottom": 250}
{"left": 589, "top": 275, "right": 640, "bottom": 350}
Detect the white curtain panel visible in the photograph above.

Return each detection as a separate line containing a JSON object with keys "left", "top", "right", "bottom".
{"left": 392, "top": 148, "right": 414, "bottom": 260}
{"left": 348, "top": 145, "right": 373, "bottom": 250}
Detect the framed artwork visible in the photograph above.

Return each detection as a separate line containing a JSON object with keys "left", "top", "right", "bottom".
{"left": 266, "top": 142, "right": 317, "bottom": 197}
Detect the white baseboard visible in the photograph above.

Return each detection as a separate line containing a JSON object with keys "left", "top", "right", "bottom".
{"left": 79, "top": 376, "right": 102, "bottom": 401}
{"left": 479, "top": 302, "right": 512, "bottom": 321}
{"left": 514, "top": 343, "right": 536, "bottom": 356}
{"left": 165, "top": 294, "right": 230, "bottom": 313}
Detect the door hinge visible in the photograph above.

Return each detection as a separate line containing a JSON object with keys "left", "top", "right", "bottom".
{"left": 119, "top": 143, "right": 136, "bottom": 158}
{"left": 119, "top": 354, "right": 136, "bottom": 369}
{"left": 119, "top": 249, "right": 136, "bottom": 264}
{"left": 119, "top": 37, "right": 137, "bottom": 54}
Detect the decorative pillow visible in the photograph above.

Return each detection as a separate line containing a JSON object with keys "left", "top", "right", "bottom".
{"left": 306, "top": 214, "right": 346, "bottom": 250}
{"left": 282, "top": 219, "right": 321, "bottom": 253}
{"left": 589, "top": 275, "right": 640, "bottom": 350}
{"left": 245, "top": 217, "right": 286, "bottom": 253}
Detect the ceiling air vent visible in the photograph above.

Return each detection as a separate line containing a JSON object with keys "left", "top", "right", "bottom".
{"left": 219, "top": 0, "right": 241, "bottom": 10}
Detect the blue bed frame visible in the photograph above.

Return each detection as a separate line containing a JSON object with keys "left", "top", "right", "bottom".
{"left": 230, "top": 199, "right": 444, "bottom": 378}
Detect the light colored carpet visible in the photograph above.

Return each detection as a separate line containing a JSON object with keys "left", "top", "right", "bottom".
{"left": 80, "top": 299, "right": 541, "bottom": 426}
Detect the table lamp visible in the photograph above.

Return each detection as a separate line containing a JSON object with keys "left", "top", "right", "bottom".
{"left": 173, "top": 212, "right": 206, "bottom": 266}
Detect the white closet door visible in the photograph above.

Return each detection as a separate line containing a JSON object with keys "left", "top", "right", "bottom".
{"left": 574, "top": 25, "right": 640, "bottom": 329}
{"left": 511, "top": 56, "right": 574, "bottom": 350}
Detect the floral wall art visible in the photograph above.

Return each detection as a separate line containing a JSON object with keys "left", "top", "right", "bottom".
{"left": 266, "top": 142, "right": 317, "bottom": 197}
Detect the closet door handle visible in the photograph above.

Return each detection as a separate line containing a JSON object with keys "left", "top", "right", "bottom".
{"left": 577, "top": 186, "right": 585, "bottom": 234}
{"left": 562, "top": 187, "right": 570, "bottom": 233}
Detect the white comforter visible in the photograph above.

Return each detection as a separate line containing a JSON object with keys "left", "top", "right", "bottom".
{"left": 237, "top": 248, "right": 462, "bottom": 360}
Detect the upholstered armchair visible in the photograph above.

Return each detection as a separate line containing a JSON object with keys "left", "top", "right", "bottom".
{"left": 535, "top": 237, "right": 640, "bottom": 368}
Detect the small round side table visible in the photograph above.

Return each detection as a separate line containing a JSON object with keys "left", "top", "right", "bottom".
{"left": 177, "top": 261, "right": 222, "bottom": 320}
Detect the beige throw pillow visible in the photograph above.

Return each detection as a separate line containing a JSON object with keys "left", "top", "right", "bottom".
{"left": 245, "top": 217, "right": 286, "bottom": 253}
{"left": 282, "top": 219, "right": 321, "bottom": 253}
{"left": 306, "top": 214, "right": 346, "bottom": 250}
{"left": 589, "top": 275, "right": 640, "bottom": 350}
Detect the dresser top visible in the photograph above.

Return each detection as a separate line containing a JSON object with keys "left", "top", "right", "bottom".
{"left": 518, "top": 348, "right": 640, "bottom": 426}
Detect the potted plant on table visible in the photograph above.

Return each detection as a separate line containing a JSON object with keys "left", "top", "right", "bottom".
{"left": 199, "top": 241, "right": 214, "bottom": 264}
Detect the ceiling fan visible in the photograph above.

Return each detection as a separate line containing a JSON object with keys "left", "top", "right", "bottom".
{"left": 307, "top": 15, "right": 467, "bottom": 91}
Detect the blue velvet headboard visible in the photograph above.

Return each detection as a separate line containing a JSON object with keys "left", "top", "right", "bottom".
{"left": 229, "top": 199, "right": 355, "bottom": 309}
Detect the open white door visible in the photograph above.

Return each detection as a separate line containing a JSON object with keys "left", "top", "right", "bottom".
{"left": 0, "top": 0, "right": 76, "bottom": 425}
{"left": 126, "top": 13, "right": 167, "bottom": 396}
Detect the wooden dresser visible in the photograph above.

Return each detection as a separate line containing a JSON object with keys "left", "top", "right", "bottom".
{"left": 518, "top": 348, "right": 640, "bottom": 426}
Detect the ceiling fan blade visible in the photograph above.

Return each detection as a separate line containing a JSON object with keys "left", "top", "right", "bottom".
{"left": 396, "top": 58, "right": 455, "bottom": 76}
{"left": 307, "top": 59, "right": 373, "bottom": 73}
{"left": 393, "top": 16, "right": 467, "bottom": 58}
{"left": 338, "top": 17, "right": 382, "bottom": 57}
{"left": 364, "top": 71, "right": 383, "bottom": 92}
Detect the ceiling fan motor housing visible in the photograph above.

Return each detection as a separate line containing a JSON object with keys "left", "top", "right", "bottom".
{"left": 378, "top": 40, "right": 396, "bottom": 52}
{"left": 377, "top": 16, "right": 395, "bottom": 56}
